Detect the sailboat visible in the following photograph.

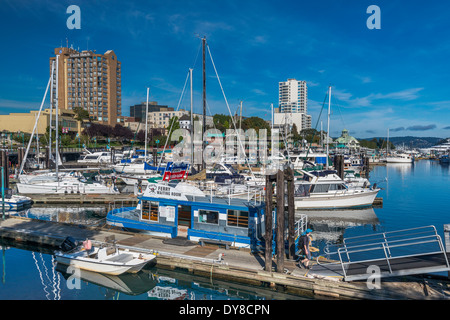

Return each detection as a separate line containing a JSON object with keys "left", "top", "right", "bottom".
{"left": 16, "top": 57, "right": 118, "bottom": 195}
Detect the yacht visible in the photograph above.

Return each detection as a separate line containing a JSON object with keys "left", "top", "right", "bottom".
{"left": 384, "top": 153, "right": 414, "bottom": 163}
{"left": 294, "top": 170, "right": 379, "bottom": 209}
{"left": 78, "top": 151, "right": 122, "bottom": 164}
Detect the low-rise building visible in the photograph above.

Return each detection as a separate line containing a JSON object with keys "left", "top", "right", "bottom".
{"left": 0, "top": 108, "right": 78, "bottom": 135}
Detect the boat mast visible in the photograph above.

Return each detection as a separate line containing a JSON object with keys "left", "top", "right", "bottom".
{"left": 271, "top": 103, "right": 274, "bottom": 156}
{"left": 145, "top": 87, "right": 149, "bottom": 161}
{"left": 55, "top": 54, "right": 60, "bottom": 182}
{"left": 202, "top": 36, "right": 206, "bottom": 171}
{"left": 49, "top": 62, "right": 54, "bottom": 165}
{"left": 19, "top": 61, "right": 55, "bottom": 175}
{"left": 326, "top": 86, "right": 331, "bottom": 169}
{"left": 190, "top": 68, "right": 194, "bottom": 165}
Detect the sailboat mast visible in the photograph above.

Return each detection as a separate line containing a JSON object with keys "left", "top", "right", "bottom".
{"left": 202, "top": 36, "right": 206, "bottom": 170}
{"left": 18, "top": 61, "right": 54, "bottom": 175}
{"left": 55, "top": 54, "right": 60, "bottom": 181}
{"left": 190, "top": 68, "right": 194, "bottom": 165}
{"left": 49, "top": 62, "right": 54, "bottom": 164}
{"left": 145, "top": 88, "right": 149, "bottom": 161}
{"left": 326, "top": 86, "right": 331, "bottom": 169}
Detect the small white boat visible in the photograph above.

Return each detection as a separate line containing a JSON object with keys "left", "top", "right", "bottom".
{"left": 1, "top": 194, "right": 33, "bottom": 211}
{"left": 54, "top": 237, "right": 156, "bottom": 276}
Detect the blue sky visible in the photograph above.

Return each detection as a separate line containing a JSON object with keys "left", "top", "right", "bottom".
{"left": 1, "top": 0, "right": 449, "bottom": 138}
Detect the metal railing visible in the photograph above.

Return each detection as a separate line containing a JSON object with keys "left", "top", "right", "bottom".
{"left": 324, "top": 225, "right": 450, "bottom": 280}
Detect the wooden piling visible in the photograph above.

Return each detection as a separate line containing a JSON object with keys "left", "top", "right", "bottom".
{"left": 264, "top": 175, "right": 274, "bottom": 272}
{"left": 276, "top": 169, "right": 285, "bottom": 272}
{"left": 285, "top": 166, "right": 296, "bottom": 260}
{"left": 0, "top": 149, "right": 9, "bottom": 189}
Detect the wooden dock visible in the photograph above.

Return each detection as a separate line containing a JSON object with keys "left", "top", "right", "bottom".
{"left": 0, "top": 216, "right": 448, "bottom": 300}
{"left": 23, "top": 193, "right": 139, "bottom": 205}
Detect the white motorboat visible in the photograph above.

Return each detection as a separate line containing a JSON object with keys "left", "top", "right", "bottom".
{"left": 1, "top": 194, "right": 33, "bottom": 211}
{"left": 78, "top": 151, "right": 122, "bottom": 164}
{"left": 294, "top": 170, "right": 379, "bottom": 209}
{"left": 54, "top": 237, "right": 156, "bottom": 276}
{"left": 384, "top": 153, "right": 414, "bottom": 163}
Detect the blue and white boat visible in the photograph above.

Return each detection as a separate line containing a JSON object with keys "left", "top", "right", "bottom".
{"left": 106, "top": 181, "right": 266, "bottom": 249}
{"left": 1, "top": 193, "right": 33, "bottom": 211}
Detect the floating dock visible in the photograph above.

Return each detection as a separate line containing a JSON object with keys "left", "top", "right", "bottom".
{"left": 0, "top": 216, "right": 448, "bottom": 300}
{"left": 22, "top": 193, "right": 138, "bottom": 205}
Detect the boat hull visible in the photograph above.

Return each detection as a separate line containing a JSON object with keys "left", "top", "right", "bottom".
{"left": 16, "top": 182, "right": 118, "bottom": 194}
{"left": 295, "top": 189, "right": 379, "bottom": 209}
{"left": 54, "top": 250, "right": 155, "bottom": 276}
{"left": 55, "top": 255, "right": 135, "bottom": 275}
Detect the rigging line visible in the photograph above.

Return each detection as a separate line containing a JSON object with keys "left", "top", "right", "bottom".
{"left": 157, "top": 70, "right": 191, "bottom": 171}
{"left": 191, "top": 40, "right": 203, "bottom": 70}
{"left": 303, "top": 89, "right": 328, "bottom": 165}
{"left": 19, "top": 62, "right": 54, "bottom": 175}
{"left": 205, "top": 99, "right": 226, "bottom": 161}
{"left": 206, "top": 45, "right": 256, "bottom": 180}
{"left": 332, "top": 95, "right": 346, "bottom": 130}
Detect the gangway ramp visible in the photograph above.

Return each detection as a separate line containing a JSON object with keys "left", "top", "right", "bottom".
{"left": 311, "top": 226, "right": 450, "bottom": 282}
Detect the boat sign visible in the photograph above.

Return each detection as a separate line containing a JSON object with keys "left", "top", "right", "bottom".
{"left": 145, "top": 184, "right": 188, "bottom": 201}
{"left": 163, "top": 162, "right": 190, "bottom": 181}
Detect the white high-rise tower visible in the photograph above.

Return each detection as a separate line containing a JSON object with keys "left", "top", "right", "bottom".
{"left": 275, "top": 79, "right": 311, "bottom": 132}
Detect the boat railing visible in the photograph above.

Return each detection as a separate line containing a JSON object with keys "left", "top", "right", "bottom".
{"left": 294, "top": 214, "right": 308, "bottom": 239}
{"left": 185, "top": 180, "right": 264, "bottom": 205}
{"left": 323, "top": 225, "right": 450, "bottom": 279}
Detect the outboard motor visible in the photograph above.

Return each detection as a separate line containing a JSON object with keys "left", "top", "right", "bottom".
{"left": 59, "top": 236, "right": 79, "bottom": 252}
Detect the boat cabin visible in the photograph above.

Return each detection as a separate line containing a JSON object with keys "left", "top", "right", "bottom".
{"left": 107, "top": 182, "right": 266, "bottom": 249}
{"left": 294, "top": 170, "right": 347, "bottom": 196}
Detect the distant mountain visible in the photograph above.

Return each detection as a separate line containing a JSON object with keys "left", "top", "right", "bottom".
{"left": 358, "top": 136, "right": 444, "bottom": 149}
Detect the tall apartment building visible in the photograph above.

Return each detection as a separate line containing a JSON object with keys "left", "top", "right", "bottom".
{"left": 49, "top": 47, "right": 121, "bottom": 126}
{"left": 279, "top": 79, "right": 307, "bottom": 113}
{"left": 275, "top": 78, "right": 311, "bottom": 132}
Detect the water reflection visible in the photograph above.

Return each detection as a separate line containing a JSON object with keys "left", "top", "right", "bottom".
{"left": 10, "top": 205, "right": 107, "bottom": 227}
{"left": 0, "top": 238, "right": 306, "bottom": 300}
{"left": 296, "top": 207, "right": 380, "bottom": 246}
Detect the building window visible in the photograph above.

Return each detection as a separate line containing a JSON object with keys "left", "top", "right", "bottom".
{"left": 227, "top": 210, "right": 248, "bottom": 228}
{"left": 198, "top": 209, "right": 219, "bottom": 224}
{"left": 142, "top": 201, "right": 159, "bottom": 222}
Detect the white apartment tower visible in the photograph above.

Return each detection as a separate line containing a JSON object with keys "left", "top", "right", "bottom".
{"left": 275, "top": 79, "right": 311, "bottom": 132}
{"left": 279, "top": 79, "right": 307, "bottom": 113}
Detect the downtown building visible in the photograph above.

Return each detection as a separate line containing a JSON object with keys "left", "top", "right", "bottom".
{"left": 49, "top": 47, "right": 122, "bottom": 126}
{"left": 274, "top": 78, "right": 311, "bottom": 133}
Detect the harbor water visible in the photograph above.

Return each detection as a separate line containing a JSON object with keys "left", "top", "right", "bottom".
{"left": 0, "top": 159, "right": 449, "bottom": 300}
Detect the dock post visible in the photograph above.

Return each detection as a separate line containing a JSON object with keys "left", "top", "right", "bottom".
{"left": 444, "top": 224, "right": 450, "bottom": 279}
{"left": 0, "top": 149, "right": 8, "bottom": 191}
{"left": 276, "top": 169, "right": 285, "bottom": 273}
{"left": 285, "top": 166, "right": 296, "bottom": 260}
{"left": 264, "top": 175, "right": 274, "bottom": 272}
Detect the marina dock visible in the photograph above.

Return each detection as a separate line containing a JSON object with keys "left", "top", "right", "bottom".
{"left": 0, "top": 216, "right": 448, "bottom": 300}
{"left": 23, "top": 193, "right": 139, "bottom": 205}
